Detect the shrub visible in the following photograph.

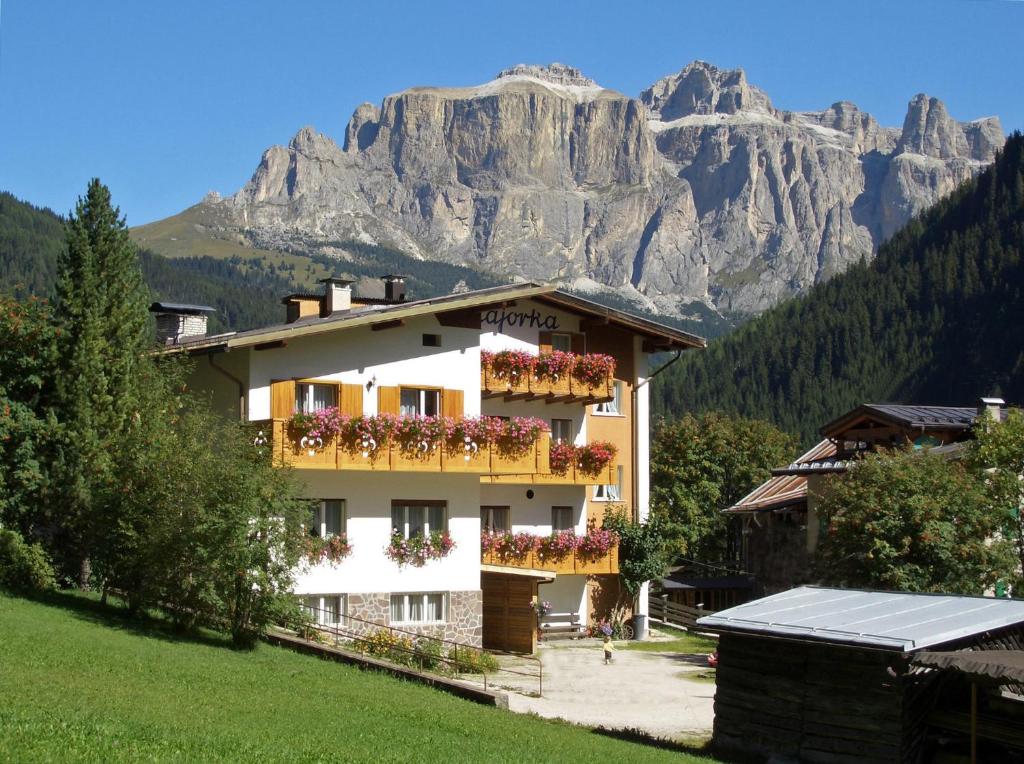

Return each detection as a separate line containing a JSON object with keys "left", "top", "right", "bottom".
{"left": 447, "top": 645, "right": 500, "bottom": 674}
{"left": 0, "top": 530, "right": 56, "bottom": 593}
{"left": 413, "top": 637, "right": 443, "bottom": 671}
{"left": 358, "top": 628, "right": 415, "bottom": 666}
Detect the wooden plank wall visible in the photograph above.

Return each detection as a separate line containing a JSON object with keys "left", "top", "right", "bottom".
{"left": 714, "top": 633, "right": 906, "bottom": 763}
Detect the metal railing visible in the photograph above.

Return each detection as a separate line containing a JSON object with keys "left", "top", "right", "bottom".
{"left": 293, "top": 604, "right": 543, "bottom": 696}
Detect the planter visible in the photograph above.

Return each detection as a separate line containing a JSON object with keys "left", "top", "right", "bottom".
{"left": 491, "top": 444, "right": 539, "bottom": 474}
{"left": 574, "top": 462, "right": 615, "bottom": 485}
{"left": 575, "top": 549, "right": 615, "bottom": 575}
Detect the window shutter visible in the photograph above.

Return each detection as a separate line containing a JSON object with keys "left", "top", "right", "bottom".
{"left": 378, "top": 386, "right": 401, "bottom": 415}
{"left": 538, "top": 332, "right": 553, "bottom": 354}
{"left": 442, "top": 388, "right": 464, "bottom": 419}
{"left": 570, "top": 333, "right": 585, "bottom": 355}
{"left": 270, "top": 379, "right": 296, "bottom": 419}
{"left": 339, "top": 383, "right": 363, "bottom": 416}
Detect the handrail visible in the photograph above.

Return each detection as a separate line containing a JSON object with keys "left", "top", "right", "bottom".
{"left": 296, "top": 603, "right": 543, "bottom": 696}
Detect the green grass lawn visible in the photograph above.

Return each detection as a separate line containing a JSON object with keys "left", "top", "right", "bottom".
{"left": 622, "top": 623, "right": 718, "bottom": 654}
{"left": 0, "top": 593, "right": 718, "bottom": 763}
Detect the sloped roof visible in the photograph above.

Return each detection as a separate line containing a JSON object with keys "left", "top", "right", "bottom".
{"left": 158, "top": 282, "right": 706, "bottom": 354}
{"left": 822, "top": 403, "right": 1006, "bottom": 437}
{"left": 726, "top": 440, "right": 836, "bottom": 512}
{"left": 696, "top": 586, "right": 1024, "bottom": 651}
{"left": 911, "top": 650, "right": 1024, "bottom": 684}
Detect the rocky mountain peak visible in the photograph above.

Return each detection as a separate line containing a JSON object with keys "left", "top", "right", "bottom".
{"left": 641, "top": 60, "right": 774, "bottom": 120}
{"left": 897, "top": 94, "right": 1002, "bottom": 161}
{"left": 494, "top": 63, "right": 599, "bottom": 89}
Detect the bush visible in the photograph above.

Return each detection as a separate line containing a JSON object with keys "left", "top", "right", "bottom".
{"left": 447, "top": 645, "right": 500, "bottom": 674}
{"left": 0, "top": 530, "right": 56, "bottom": 593}
{"left": 413, "top": 637, "right": 443, "bottom": 671}
{"left": 357, "top": 628, "right": 416, "bottom": 666}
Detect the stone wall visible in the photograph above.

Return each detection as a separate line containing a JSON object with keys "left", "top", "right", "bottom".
{"left": 346, "top": 590, "right": 482, "bottom": 647}
{"left": 745, "top": 510, "right": 813, "bottom": 595}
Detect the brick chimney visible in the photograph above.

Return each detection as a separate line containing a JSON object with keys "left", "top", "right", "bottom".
{"left": 978, "top": 397, "right": 1005, "bottom": 422}
{"left": 149, "top": 302, "right": 215, "bottom": 345}
{"left": 319, "top": 277, "right": 354, "bottom": 316}
{"left": 381, "top": 274, "right": 407, "bottom": 303}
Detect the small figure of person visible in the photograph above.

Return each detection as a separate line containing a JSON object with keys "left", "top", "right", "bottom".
{"left": 603, "top": 634, "right": 615, "bottom": 665}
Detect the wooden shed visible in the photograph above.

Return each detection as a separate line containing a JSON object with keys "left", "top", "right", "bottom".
{"left": 697, "top": 587, "right": 1024, "bottom": 763}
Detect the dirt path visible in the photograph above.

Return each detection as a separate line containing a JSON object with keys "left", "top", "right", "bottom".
{"left": 488, "top": 641, "right": 716, "bottom": 741}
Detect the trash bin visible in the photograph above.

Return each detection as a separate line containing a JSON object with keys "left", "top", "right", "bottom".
{"left": 632, "top": 613, "right": 647, "bottom": 640}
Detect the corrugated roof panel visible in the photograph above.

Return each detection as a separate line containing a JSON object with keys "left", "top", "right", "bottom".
{"left": 697, "top": 586, "right": 1024, "bottom": 651}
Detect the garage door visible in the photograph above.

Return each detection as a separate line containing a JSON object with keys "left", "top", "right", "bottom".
{"left": 482, "top": 572, "right": 536, "bottom": 653}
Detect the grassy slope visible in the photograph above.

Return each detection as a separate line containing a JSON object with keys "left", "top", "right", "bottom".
{"left": 0, "top": 593, "right": 715, "bottom": 763}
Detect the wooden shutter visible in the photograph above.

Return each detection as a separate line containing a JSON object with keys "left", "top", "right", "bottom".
{"left": 270, "top": 379, "right": 296, "bottom": 419}
{"left": 377, "top": 386, "right": 401, "bottom": 415}
{"left": 538, "top": 332, "right": 553, "bottom": 354}
{"left": 570, "top": 333, "right": 585, "bottom": 355}
{"left": 339, "top": 383, "right": 363, "bottom": 416}
{"left": 442, "top": 388, "right": 464, "bottom": 419}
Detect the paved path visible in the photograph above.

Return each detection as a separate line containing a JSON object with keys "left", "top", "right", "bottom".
{"left": 488, "top": 640, "right": 716, "bottom": 742}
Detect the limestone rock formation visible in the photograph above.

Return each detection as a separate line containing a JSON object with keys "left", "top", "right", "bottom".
{"left": 189, "top": 61, "right": 1003, "bottom": 318}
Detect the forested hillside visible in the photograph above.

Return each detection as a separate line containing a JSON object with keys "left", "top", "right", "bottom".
{"left": 654, "top": 133, "right": 1024, "bottom": 444}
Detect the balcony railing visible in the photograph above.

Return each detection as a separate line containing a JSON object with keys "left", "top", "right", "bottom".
{"left": 481, "top": 545, "right": 619, "bottom": 575}
{"left": 249, "top": 419, "right": 552, "bottom": 475}
{"left": 481, "top": 352, "right": 614, "bottom": 402}
{"left": 482, "top": 459, "right": 616, "bottom": 486}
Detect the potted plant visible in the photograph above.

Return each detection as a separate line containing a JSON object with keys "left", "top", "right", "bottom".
{"left": 576, "top": 440, "right": 617, "bottom": 479}
{"left": 533, "top": 350, "right": 575, "bottom": 395}
{"left": 572, "top": 353, "right": 616, "bottom": 396}
{"left": 385, "top": 529, "right": 456, "bottom": 567}
{"left": 490, "top": 349, "right": 535, "bottom": 393}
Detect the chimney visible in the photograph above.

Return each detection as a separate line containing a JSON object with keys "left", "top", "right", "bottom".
{"left": 381, "top": 274, "right": 407, "bottom": 304}
{"left": 149, "top": 302, "right": 216, "bottom": 345}
{"left": 319, "top": 277, "right": 354, "bottom": 316}
{"left": 978, "top": 397, "right": 1005, "bottom": 423}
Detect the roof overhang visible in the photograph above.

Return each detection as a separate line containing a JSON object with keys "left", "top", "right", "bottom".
{"left": 158, "top": 282, "right": 707, "bottom": 356}
{"left": 480, "top": 564, "right": 555, "bottom": 580}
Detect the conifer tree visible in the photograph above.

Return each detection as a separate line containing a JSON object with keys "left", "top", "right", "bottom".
{"left": 52, "top": 180, "right": 151, "bottom": 585}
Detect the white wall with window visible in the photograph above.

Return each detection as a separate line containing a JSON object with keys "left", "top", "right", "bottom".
{"left": 480, "top": 505, "right": 510, "bottom": 532}
{"left": 479, "top": 484, "right": 586, "bottom": 535}
{"left": 306, "top": 499, "right": 345, "bottom": 538}
{"left": 293, "top": 471, "right": 481, "bottom": 596}
{"left": 399, "top": 387, "right": 440, "bottom": 417}
{"left": 302, "top": 594, "right": 346, "bottom": 625}
{"left": 390, "top": 592, "right": 446, "bottom": 625}
{"left": 246, "top": 315, "right": 481, "bottom": 421}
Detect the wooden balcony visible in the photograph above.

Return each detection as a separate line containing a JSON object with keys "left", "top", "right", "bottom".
{"left": 249, "top": 419, "right": 553, "bottom": 475}
{"left": 481, "top": 367, "right": 613, "bottom": 404}
{"left": 482, "top": 459, "right": 617, "bottom": 486}
{"left": 481, "top": 545, "right": 619, "bottom": 575}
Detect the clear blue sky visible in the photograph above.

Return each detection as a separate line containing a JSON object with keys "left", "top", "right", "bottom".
{"left": 1, "top": 0, "right": 1022, "bottom": 226}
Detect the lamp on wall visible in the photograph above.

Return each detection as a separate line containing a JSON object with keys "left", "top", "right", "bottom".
{"left": 365, "top": 374, "right": 377, "bottom": 391}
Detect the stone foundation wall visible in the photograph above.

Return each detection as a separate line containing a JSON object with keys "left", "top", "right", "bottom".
{"left": 344, "top": 590, "right": 482, "bottom": 647}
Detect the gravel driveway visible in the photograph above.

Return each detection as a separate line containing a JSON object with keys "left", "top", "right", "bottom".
{"left": 487, "top": 639, "right": 716, "bottom": 742}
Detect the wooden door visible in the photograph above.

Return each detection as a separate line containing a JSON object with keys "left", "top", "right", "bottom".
{"left": 481, "top": 572, "right": 536, "bottom": 653}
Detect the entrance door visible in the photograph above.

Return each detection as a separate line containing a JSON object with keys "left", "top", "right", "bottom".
{"left": 481, "top": 572, "right": 536, "bottom": 653}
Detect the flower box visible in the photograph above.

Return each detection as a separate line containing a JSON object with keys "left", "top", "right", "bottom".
{"left": 570, "top": 375, "right": 613, "bottom": 399}
{"left": 574, "top": 548, "right": 616, "bottom": 574}
{"left": 391, "top": 444, "right": 442, "bottom": 472}
{"left": 532, "top": 351, "right": 575, "bottom": 397}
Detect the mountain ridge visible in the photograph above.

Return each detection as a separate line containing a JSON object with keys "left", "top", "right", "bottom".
{"left": 139, "top": 60, "right": 1003, "bottom": 323}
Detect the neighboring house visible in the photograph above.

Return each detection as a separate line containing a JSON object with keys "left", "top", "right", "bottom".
{"left": 725, "top": 399, "right": 1007, "bottom": 595}
{"left": 155, "top": 277, "right": 703, "bottom": 652}
{"left": 699, "top": 587, "right": 1024, "bottom": 763}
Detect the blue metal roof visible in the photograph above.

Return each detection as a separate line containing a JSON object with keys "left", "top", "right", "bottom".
{"left": 696, "top": 586, "right": 1024, "bottom": 651}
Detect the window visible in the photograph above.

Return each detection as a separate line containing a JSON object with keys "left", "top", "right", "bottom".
{"left": 594, "top": 466, "right": 623, "bottom": 501}
{"left": 302, "top": 595, "right": 346, "bottom": 625}
{"left": 480, "top": 506, "right": 510, "bottom": 532}
{"left": 551, "top": 506, "right": 573, "bottom": 531}
{"left": 550, "top": 333, "right": 572, "bottom": 352}
{"left": 551, "top": 418, "right": 573, "bottom": 444}
{"left": 391, "top": 501, "right": 446, "bottom": 539}
{"left": 390, "top": 593, "right": 446, "bottom": 624}
{"left": 422, "top": 333, "right": 441, "bottom": 347}
{"left": 399, "top": 387, "right": 440, "bottom": 416}
{"left": 306, "top": 499, "right": 345, "bottom": 538}
{"left": 594, "top": 381, "right": 623, "bottom": 415}
{"left": 295, "top": 382, "right": 337, "bottom": 414}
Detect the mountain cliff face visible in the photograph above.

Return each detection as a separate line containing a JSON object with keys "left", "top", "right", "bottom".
{"left": 195, "top": 61, "right": 1003, "bottom": 317}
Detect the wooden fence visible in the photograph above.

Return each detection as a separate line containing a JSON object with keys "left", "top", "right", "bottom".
{"left": 648, "top": 596, "right": 713, "bottom": 630}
